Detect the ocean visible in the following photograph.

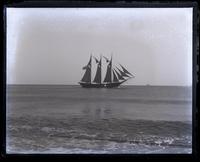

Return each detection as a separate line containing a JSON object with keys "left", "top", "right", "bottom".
{"left": 6, "top": 85, "right": 192, "bottom": 154}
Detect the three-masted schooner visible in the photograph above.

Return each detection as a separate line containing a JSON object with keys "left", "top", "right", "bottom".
{"left": 79, "top": 55, "right": 134, "bottom": 88}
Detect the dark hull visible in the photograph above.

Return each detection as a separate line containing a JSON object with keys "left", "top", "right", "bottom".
{"left": 79, "top": 80, "right": 127, "bottom": 88}
{"left": 79, "top": 83, "right": 105, "bottom": 88}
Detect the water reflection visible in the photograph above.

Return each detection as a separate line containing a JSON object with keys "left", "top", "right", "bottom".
{"left": 82, "top": 102, "right": 113, "bottom": 119}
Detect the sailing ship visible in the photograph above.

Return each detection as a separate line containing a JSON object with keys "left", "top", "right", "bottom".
{"left": 79, "top": 55, "right": 134, "bottom": 88}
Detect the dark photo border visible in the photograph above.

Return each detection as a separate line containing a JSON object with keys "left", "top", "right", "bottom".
{"left": 1, "top": 0, "right": 199, "bottom": 161}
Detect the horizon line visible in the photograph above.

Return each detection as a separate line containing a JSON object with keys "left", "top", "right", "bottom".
{"left": 6, "top": 84, "right": 192, "bottom": 87}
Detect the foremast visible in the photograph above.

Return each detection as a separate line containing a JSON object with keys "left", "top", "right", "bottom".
{"left": 80, "top": 55, "right": 92, "bottom": 83}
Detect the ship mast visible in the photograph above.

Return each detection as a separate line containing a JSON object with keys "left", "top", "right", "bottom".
{"left": 103, "top": 56, "right": 112, "bottom": 83}
{"left": 81, "top": 55, "right": 92, "bottom": 83}
{"left": 93, "top": 55, "right": 102, "bottom": 84}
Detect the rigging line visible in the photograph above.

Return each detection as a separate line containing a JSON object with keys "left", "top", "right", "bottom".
{"left": 117, "top": 63, "right": 134, "bottom": 77}
{"left": 103, "top": 56, "right": 110, "bottom": 63}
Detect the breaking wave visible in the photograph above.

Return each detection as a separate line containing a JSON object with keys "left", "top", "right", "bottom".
{"left": 7, "top": 116, "right": 192, "bottom": 154}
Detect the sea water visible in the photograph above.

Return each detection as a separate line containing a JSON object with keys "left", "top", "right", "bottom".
{"left": 6, "top": 85, "right": 192, "bottom": 154}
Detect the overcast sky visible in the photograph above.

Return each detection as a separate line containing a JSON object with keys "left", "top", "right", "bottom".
{"left": 7, "top": 8, "right": 193, "bottom": 86}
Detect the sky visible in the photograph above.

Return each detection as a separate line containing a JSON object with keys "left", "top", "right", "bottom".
{"left": 6, "top": 8, "right": 193, "bottom": 86}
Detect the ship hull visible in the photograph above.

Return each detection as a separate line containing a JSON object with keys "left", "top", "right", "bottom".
{"left": 79, "top": 82, "right": 105, "bottom": 88}
{"left": 104, "top": 82, "right": 122, "bottom": 88}
{"left": 79, "top": 81, "right": 126, "bottom": 88}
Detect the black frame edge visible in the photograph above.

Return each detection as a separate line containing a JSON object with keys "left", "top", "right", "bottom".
{"left": 1, "top": 0, "right": 199, "bottom": 161}
{"left": 3, "top": 1, "right": 199, "bottom": 8}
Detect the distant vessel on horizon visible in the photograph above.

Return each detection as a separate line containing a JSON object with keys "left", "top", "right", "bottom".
{"left": 79, "top": 55, "right": 134, "bottom": 88}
